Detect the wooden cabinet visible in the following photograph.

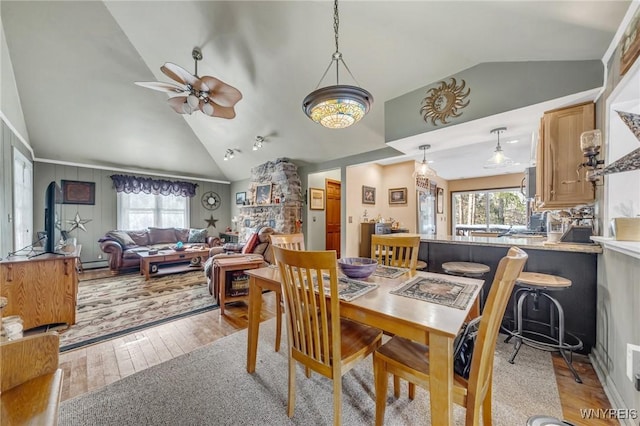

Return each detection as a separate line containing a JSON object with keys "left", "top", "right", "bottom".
{"left": 359, "top": 223, "right": 376, "bottom": 257}
{"left": 0, "top": 253, "right": 79, "bottom": 330}
{"left": 535, "top": 102, "right": 595, "bottom": 209}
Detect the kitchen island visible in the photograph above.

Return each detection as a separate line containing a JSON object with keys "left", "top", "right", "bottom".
{"left": 418, "top": 235, "right": 602, "bottom": 354}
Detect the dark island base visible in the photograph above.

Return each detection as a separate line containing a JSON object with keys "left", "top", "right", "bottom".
{"left": 419, "top": 241, "right": 596, "bottom": 354}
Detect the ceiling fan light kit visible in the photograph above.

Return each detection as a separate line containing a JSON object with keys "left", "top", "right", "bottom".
{"left": 135, "top": 47, "right": 242, "bottom": 119}
{"left": 483, "top": 127, "right": 514, "bottom": 169}
{"left": 302, "top": 0, "right": 373, "bottom": 129}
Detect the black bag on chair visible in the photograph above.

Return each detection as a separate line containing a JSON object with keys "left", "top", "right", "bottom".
{"left": 453, "top": 316, "right": 481, "bottom": 379}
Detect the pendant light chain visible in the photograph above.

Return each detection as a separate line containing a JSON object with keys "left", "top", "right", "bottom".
{"left": 334, "top": 0, "right": 340, "bottom": 54}
{"left": 302, "top": 0, "right": 373, "bottom": 128}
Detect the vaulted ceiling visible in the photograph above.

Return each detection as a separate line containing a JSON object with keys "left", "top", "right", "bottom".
{"left": 1, "top": 1, "right": 630, "bottom": 182}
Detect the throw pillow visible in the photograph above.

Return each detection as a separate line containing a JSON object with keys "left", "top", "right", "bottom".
{"left": 188, "top": 228, "right": 208, "bottom": 243}
{"left": 242, "top": 233, "right": 260, "bottom": 254}
{"left": 105, "top": 230, "right": 136, "bottom": 248}
{"left": 149, "top": 227, "right": 178, "bottom": 245}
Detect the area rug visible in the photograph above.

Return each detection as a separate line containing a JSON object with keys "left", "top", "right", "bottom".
{"left": 59, "top": 270, "right": 217, "bottom": 352}
{"left": 59, "top": 318, "right": 562, "bottom": 425}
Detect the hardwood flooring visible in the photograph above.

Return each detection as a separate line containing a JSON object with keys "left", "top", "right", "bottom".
{"left": 58, "top": 269, "right": 616, "bottom": 425}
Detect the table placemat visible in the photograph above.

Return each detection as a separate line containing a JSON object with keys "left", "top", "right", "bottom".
{"left": 390, "top": 276, "right": 477, "bottom": 310}
{"left": 313, "top": 275, "right": 378, "bottom": 302}
{"left": 373, "top": 265, "right": 409, "bottom": 279}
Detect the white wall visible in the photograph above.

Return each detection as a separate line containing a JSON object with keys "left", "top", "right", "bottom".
{"left": 0, "top": 21, "right": 29, "bottom": 146}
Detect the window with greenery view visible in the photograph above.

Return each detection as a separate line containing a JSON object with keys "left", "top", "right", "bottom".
{"left": 452, "top": 188, "right": 527, "bottom": 235}
{"left": 117, "top": 192, "right": 189, "bottom": 230}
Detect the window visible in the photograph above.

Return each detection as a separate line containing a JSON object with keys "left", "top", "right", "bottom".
{"left": 452, "top": 188, "right": 527, "bottom": 235}
{"left": 117, "top": 192, "right": 189, "bottom": 230}
{"left": 13, "top": 148, "right": 33, "bottom": 250}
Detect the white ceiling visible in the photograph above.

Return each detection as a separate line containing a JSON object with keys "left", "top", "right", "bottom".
{"left": 0, "top": 1, "right": 630, "bottom": 183}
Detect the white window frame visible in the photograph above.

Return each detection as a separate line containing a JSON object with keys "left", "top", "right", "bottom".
{"left": 116, "top": 192, "right": 190, "bottom": 230}
{"left": 13, "top": 148, "right": 33, "bottom": 250}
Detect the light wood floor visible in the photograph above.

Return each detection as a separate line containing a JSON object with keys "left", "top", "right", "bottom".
{"left": 58, "top": 269, "right": 616, "bottom": 425}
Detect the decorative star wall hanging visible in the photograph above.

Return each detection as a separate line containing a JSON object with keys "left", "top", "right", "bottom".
{"left": 66, "top": 212, "right": 92, "bottom": 232}
{"left": 594, "top": 110, "right": 640, "bottom": 177}
{"left": 205, "top": 215, "right": 218, "bottom": 228}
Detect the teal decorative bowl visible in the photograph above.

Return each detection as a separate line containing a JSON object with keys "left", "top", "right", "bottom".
{"left": 338, "top": 257, "right": 377, "bottom": 279}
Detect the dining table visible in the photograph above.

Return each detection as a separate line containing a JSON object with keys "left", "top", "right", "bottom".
{"left": 244, "top": 266, "right": 483, "bottom": 426}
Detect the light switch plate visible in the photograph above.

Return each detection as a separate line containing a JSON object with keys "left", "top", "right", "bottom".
{"left": 626, "top": 343, "right": 640, "bottom": 382}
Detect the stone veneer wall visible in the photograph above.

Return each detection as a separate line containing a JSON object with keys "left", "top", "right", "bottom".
{"left": 237, "top": 158, "right": 303, "bottom": 242}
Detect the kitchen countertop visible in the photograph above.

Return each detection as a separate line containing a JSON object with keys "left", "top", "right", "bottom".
{"left": 419, "top": 234, "right": 603, "bottom": 254}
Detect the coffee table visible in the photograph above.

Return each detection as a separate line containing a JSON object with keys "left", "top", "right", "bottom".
{"left": 139, "top": 247, "right": 210, "bottom": 280}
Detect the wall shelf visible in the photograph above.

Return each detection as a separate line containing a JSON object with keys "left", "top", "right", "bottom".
{"left": 590, "top": 236, "right": 640, "bottom": 260}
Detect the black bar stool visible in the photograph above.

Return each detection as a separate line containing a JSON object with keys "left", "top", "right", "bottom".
{"left": 442, "top": 261, "right": 490, "bottom": 318}
{"left": 507, "top": 271, "right": 583, "bottom": 383}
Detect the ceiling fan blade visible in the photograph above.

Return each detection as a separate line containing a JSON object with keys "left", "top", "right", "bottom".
{"left": 199, "top": 100, "right": 237, "bottom": 119}
{"left": 134, "top": 81, "right": 185, "bottom": 93}
{"left": 167, "top": 96, "right": 192, "bottom": 114}
{"left": 200, "top": 76, "right": 243, "bottom": 107}
{"left": 161, "top": 62, "right": 198, "bottom": 87}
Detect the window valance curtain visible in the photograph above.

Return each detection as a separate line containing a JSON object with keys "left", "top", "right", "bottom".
{"left": 110, "top": 174, "right": 198, "bottom": 198}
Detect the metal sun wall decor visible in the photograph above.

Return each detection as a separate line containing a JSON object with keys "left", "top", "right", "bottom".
{"left": 420, "top": 78, "right": 470, "bottom": 126}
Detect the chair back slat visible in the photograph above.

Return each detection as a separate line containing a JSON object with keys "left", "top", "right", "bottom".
{"left": 370, "top": 234, "right": 420, "bottom": 270}
{"left": 270, "top": 233, "right": 305, "bottom": 251}
{"left": 273, "top": 246, "right": 341, "bottom": 372}
{"left": 466, "top": 246, "right": 527, "bottom": 422}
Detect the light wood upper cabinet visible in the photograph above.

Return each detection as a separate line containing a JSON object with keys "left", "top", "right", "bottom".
{"left": 535, "top": 102, "right": 595, "bottom": 209}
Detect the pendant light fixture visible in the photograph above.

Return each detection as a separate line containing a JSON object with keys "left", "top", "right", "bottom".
{"left": 484, "top": 127, "right": 514, "bottom": 169}
{"left": 302, "top": 0, "right": 373, "bottom": 129}
{"left": 415, "top": 144, "right": 438, "bottom": 178}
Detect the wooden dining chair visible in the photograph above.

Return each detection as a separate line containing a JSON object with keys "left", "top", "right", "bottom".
{"left": 269, "top": 233, "right": 306, "bottom": 352}
{"left": 370, "top": 234, "right": 421, "bottom": 270}
{"left": 373, "top": 246, "right": 528, "bottom": 426}
{"left": 272, "top": 246, "right": 383, "bottom": 426}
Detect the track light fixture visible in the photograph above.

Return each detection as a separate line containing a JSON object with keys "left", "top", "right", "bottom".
{"left": 253, "top": 136, "right": 265, "bottom": 151}
{"left": 224, "top": 149, "right": 236, "bottom": 161}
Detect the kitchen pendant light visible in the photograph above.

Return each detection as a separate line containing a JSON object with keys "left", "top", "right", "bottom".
{"left": 415, "top": 144, "right": 438, "bottom": 178}
{"left": 302, "top": 0, "right": 373, "bottom": 129}
{"left": 484, "top": 127, "right": 514, "bottom": 168}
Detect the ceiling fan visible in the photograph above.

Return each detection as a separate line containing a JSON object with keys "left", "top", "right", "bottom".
{"left": 135, "top": 47, "right": 242, "bottom": 118}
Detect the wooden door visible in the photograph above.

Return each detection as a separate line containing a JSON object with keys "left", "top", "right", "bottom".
{"left": 325, "top": 179, "right": 341, "bottom": 258}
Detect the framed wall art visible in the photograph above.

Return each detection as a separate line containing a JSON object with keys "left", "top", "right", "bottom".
{"left": 437, "top": 187, "right": 444, "bottom": 214}
{"left": 362, "top": 186, "right": 376, "bottom": 205}
{"left": 619, "top": 8, "right": 640, "bottom": 76}
{"left": 255, "top": 183, "right": 272, "bottom": 204}
{"left": 235, "top": 192, "right": 246, "bottom": 205}
{"left": 309, "top": 188, "right": 325, "bottom": 210}
{"left": 389, "top": 187, "right": 407, "bottom": 205}
{"left": 61, "top": 180, "right": 95, "bottom": 205}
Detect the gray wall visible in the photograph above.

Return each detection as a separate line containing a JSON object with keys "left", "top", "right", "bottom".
{"left": 590, "top": 7, "right": 640, "bottom": 419}
{"left": 33, "top": 162, "right": 230, "bottom": 268}
{"left": 385, "top": 60, "right": 604, "bottom": 142}
{"left": 306, "top": 169, "right": 341, "bottom": 251}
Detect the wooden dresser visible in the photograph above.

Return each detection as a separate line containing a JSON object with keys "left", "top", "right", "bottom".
{"left": 0, "top": 251, "right": 79, "bottom": 330}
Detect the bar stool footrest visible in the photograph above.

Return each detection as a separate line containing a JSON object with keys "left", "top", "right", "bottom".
{"left": 515, "top": 330, "right": 583, "bottom": 352}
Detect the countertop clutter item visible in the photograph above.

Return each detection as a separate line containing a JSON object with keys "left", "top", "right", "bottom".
{"left": 0, "top": 315, "right": 24, "bottom": 341}
{"left": 338, "top": 257, "right": 378, "bottom": 279}
{"left": 611, "top": 217, "right": 640, "bottom": 241}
